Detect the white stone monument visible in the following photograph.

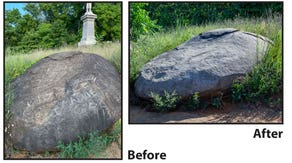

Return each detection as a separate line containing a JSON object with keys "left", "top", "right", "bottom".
{"left": 78, "top": 3, "right": 97, "bottom": 46}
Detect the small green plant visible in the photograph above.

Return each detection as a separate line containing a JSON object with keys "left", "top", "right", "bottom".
{"left": 231, "top": 82, "right": 245, "bottom": 102}
{"left": 211, "top": 96, "right": 222, "bottom": 109}
{"left": 184, "top": 92, "right": 200, "bottom": 111}
{"left": 265, "top": 97, "right": 282, "bottom": 108}
{"left": 57, "top": 119, "right": 121, "bottom": 158}
{"left": 150, "top": 90, "right": 181, "bottom": 112}
{"left": 44, "top": 151, "right": 50, "bottom": 157}
{"left": 130, "top": 3, "right": 160, "bottom": 40}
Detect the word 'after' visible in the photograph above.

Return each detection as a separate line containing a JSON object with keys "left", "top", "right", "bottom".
{"left": 253, "top": 128, "right": 283, "bottom": 138}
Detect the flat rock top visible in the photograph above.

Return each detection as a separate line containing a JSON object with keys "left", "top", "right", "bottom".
{"left": 135, "top": 28, "right": 272, "bottom": 99}
{"left": 199, "top": 28, "right": 238, "bottom": 39}
{"left": 47, "top": 51, "right": 81, "bottom": 60}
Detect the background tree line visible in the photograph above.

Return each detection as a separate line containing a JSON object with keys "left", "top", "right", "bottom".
{"left": 130, "top": 2, "right": 282, "bottom": 40}
{"left": 5, "top": 2, "right": 121, "bottom": 54}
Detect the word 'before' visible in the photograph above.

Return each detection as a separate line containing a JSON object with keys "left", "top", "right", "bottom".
{"left": 128, "top": 150, "right": 167, "bottom": 160}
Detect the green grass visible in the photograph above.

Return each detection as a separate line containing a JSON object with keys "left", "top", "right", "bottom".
{"left": 57, "top": 119, "right": 121, "bottom": 158}
{"left": 130, "top": 15, "right": 282, "bottom": 108}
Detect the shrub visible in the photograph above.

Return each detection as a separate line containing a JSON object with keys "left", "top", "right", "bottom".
{"left": 130, "top": 3, "right": 160, "bottom": 40}
{"left": 150, "top": 91, "right": 181, "bottom": 112}
{"left": 93, "top": 3, "right": 122, "bottom": 41}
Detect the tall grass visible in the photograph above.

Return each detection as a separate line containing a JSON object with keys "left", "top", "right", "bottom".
{"left": 5, "top": 42, "right": 121, "bottom": 83}
{"left": 232, "top": 29, "right": 282, "bottom": 102}
{"left": 130, "top": 15, "right": 282, "bottom": 86}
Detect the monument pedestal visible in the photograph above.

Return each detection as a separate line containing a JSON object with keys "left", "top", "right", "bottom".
{"left": 78, "top": 11, "right": 97, "bottom": 47}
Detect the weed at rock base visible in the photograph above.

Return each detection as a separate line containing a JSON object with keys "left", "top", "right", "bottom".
{"left": 150, "top": 91, "right": 181, "bottom": 112}
{"left": 212, "top": 97, "right": 222, "bottom": 109}
{"left": 182, "top": 92, "right": 200, "bottom": 111}
{"left": 57, "top": 119, "right": 121, "bottom": 159}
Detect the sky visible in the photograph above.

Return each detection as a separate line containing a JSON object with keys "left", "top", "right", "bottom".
{"left": 5, "top": 3, "right": 27, "bottom": 15}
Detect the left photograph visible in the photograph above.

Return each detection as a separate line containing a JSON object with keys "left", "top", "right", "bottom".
{"left": 4, "top": 2, "right": 122, "bottom": 159}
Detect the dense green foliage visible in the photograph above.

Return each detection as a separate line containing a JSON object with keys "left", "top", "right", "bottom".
{"left": 130, "top": 3, "right": 160, "bottom": 40}
{"left": 146, "top": 2, "right": 282, "bottom": 28}
{"left": 93, "top": 3, "right": 121, "bottom": 41}
{"left": 57, "top": 119, "right": 121, "bottom": 158}
{"left": 5, "top": 2, "right": 121, "bottom": 53}
{"left": 130, "top": 2, "right": 282, "bottom": 40}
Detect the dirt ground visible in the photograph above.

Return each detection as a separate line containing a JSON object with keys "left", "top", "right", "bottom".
{"left": 98, "top": 135, "right": 121, "bottom": 159}
{"left": 130, "top": 101, "right": 282, "bottom": 124}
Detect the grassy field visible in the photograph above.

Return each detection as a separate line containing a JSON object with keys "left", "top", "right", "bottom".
{"left": 4, "top": 42, "right": 121, "bottom": 159}
{"left": 130, "top": 15, "right": 282, "bottom": 111}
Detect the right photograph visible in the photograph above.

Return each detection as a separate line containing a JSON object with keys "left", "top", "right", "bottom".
{"left": 129, "top": 2, "right": 283, "bottom": 124}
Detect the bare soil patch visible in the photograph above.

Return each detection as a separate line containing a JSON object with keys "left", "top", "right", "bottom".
{"left": 130, "top": 102, "right": 282, "bottom": 124}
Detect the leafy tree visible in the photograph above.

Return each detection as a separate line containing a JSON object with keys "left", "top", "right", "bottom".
{"left": 130, "top": 3, "right": 160, "bottom": 40}
{"left": 145, "top": 2, "right": 283, "bottom": 28}
{"left": 4, "top": 9, "right": 22, "bottom": 47}
{"left": 93, "top": 3, "right": 121, "bottom": 41}
{"left": 23, "top": 3, "right": 42, "bottom": 22}
{"left": 5, "top": 2, "right": 122, "bottom": 54}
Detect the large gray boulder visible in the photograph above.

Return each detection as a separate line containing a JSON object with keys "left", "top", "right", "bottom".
{"left": 135, "top": 28, "right": 272, "bottom": 99}
{"left": 10, "top": 51, "right": 121, "bottom": 152}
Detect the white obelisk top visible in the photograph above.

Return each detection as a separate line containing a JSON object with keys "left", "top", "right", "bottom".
{"left": 86, "top": 3, "right": 93, "bottom": 14}
{"left": 78, "top": 3, "right": 97, "bottom": 47}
